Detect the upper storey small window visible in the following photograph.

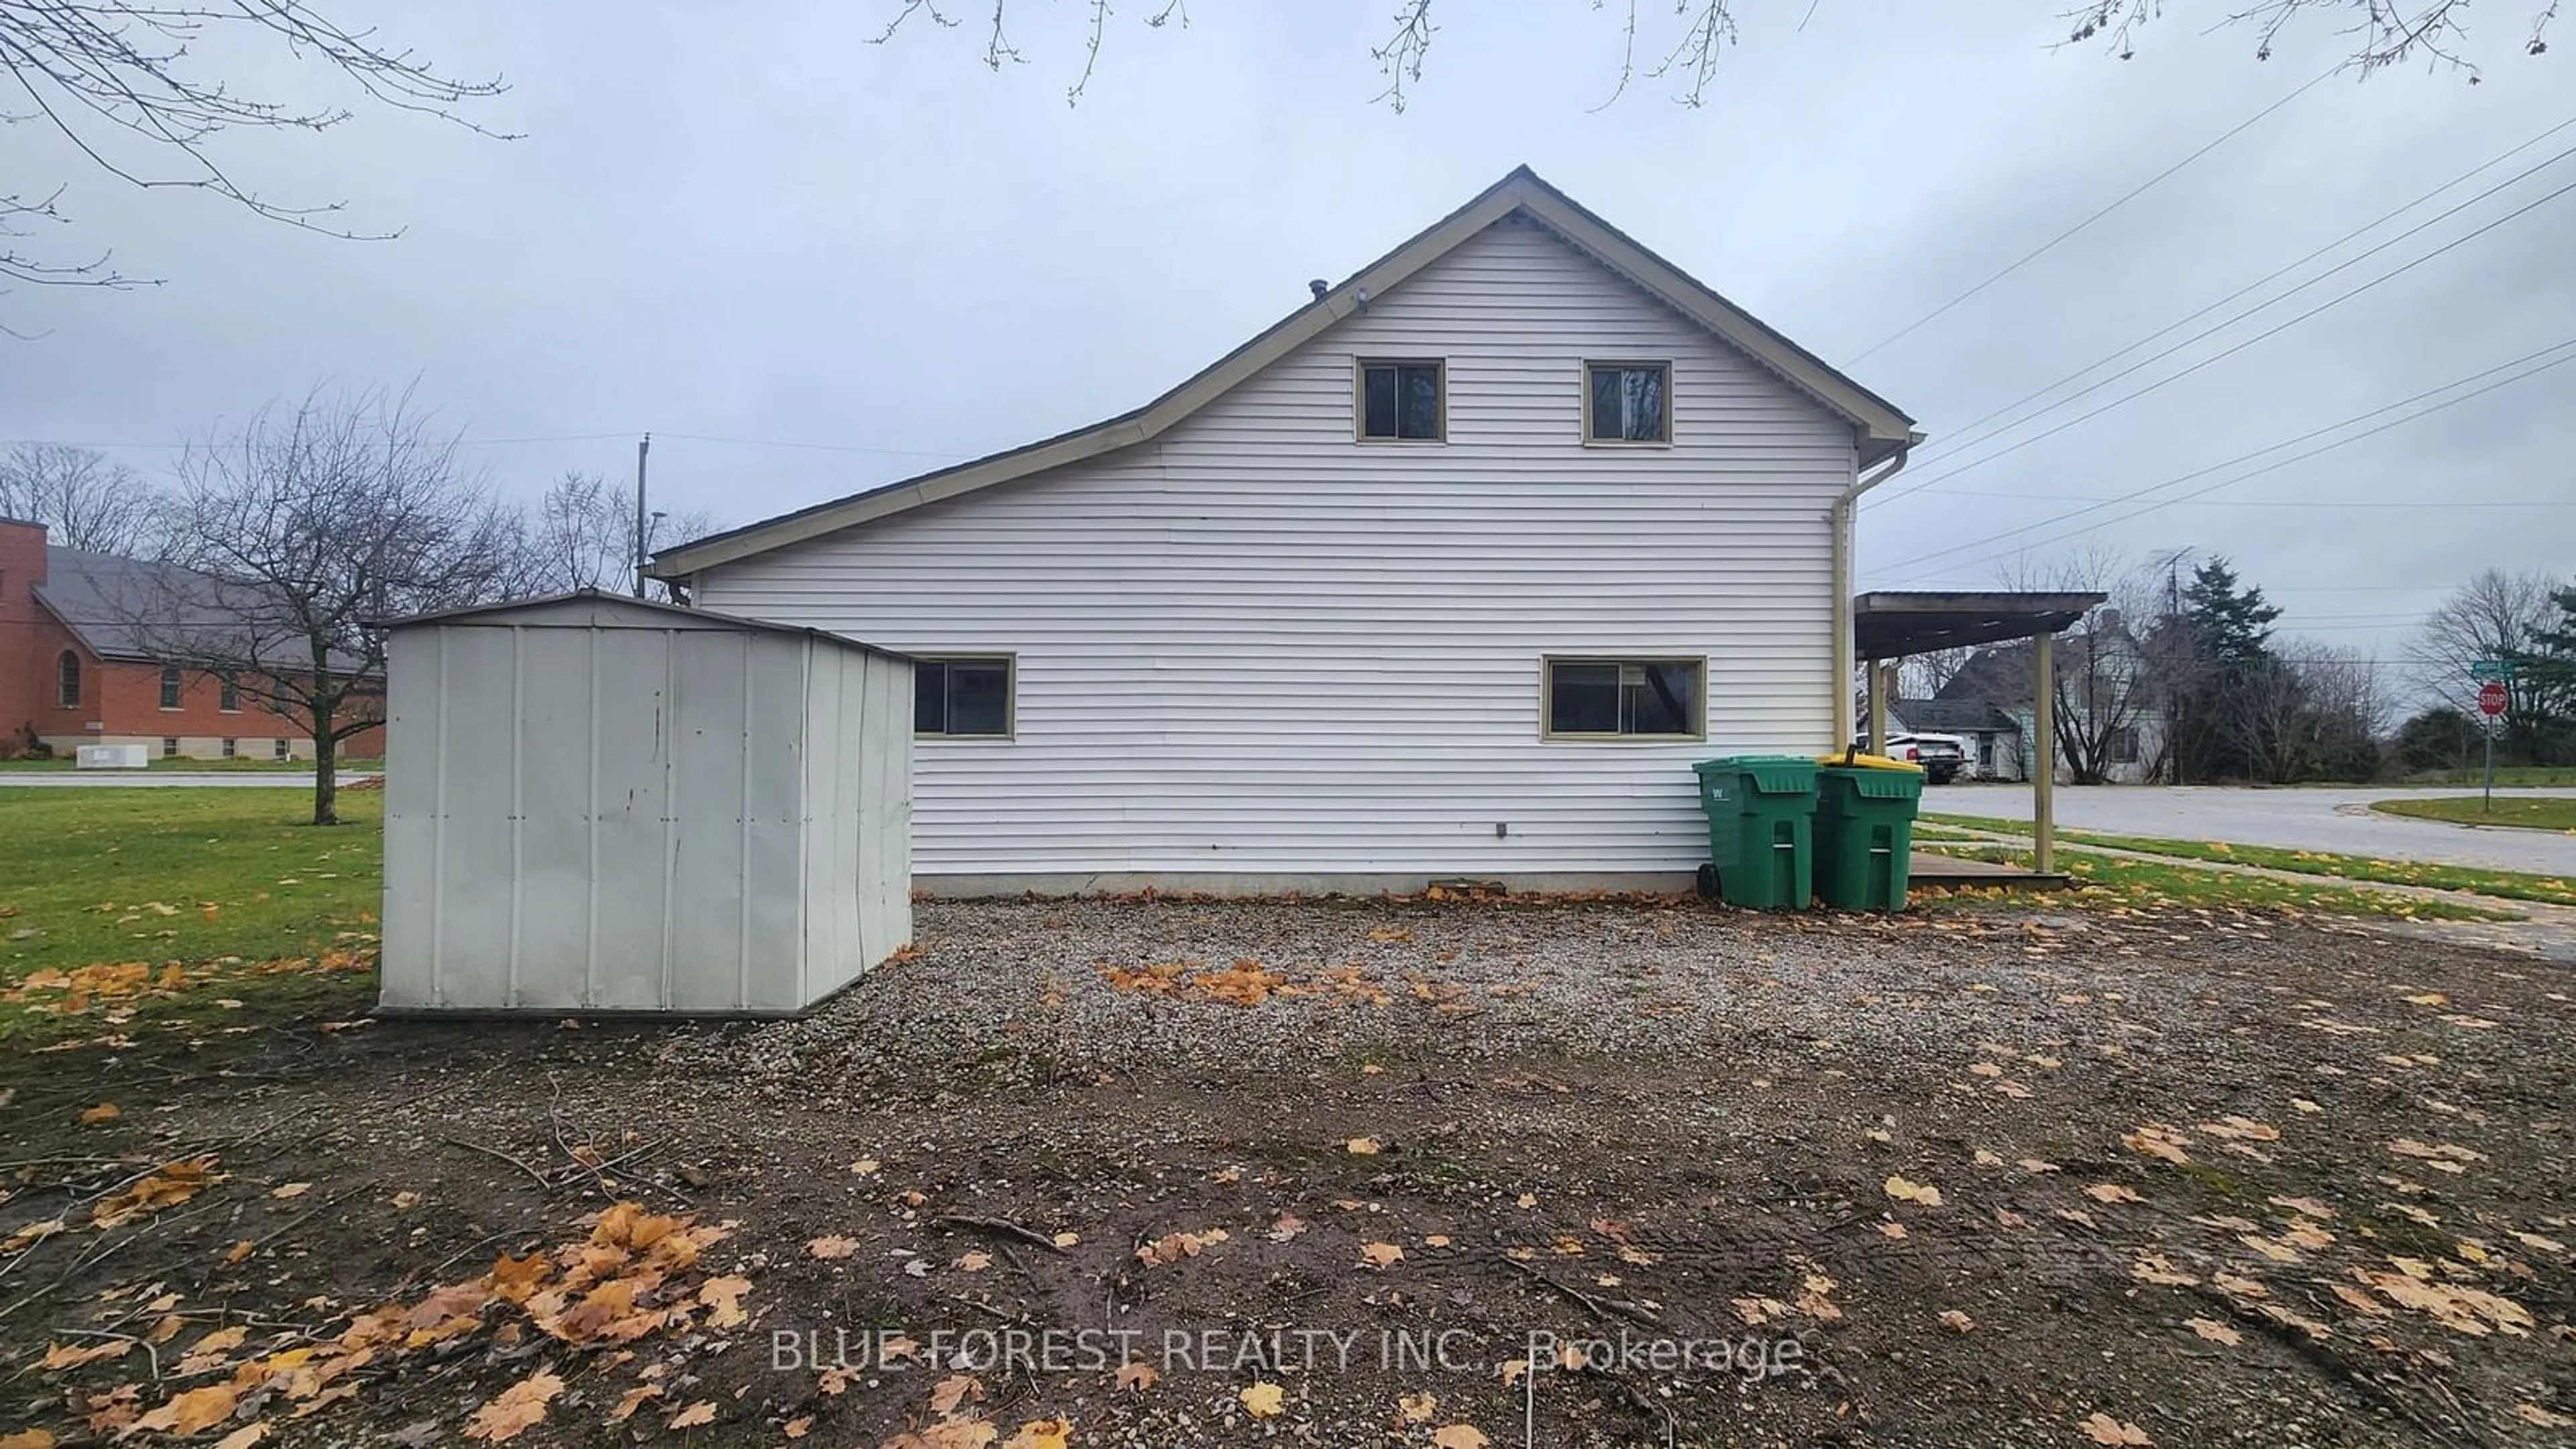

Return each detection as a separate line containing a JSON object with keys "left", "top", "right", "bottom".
{"left": 1358, "top": 360, "right": 1444, "bottom": 441}
{"left": 1587, "top": 362, "right": 1670, "bottom": 443}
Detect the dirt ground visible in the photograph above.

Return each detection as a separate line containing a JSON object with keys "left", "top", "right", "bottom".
{"left": 3, "top": 895, "right": 2572, "bottom": 1448}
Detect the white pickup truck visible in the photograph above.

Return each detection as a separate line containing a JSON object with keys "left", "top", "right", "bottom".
{"left": 1849, "top": 732, "right": 1971, "bottom": 785}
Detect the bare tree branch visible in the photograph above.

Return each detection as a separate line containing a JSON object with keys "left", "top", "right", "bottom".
{"left": 116, "top": 383, "right": 517, "bottom": 824}
{"left": 861, "top": 1, "right": 2555, "bottom": 109}
{"left": 0, "top": 1, "right": 508, "bottom": 294}
{"left": 0, "top": 441, "right": 163, "bottom": 552}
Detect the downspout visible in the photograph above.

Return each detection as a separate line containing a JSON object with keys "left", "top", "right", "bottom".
{"left": 1829, "top": 441, "right": 1913, "bottom": 749}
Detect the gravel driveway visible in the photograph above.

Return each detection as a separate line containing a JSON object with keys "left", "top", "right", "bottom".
{"left": 13, "top": 894, "right": 2567, "bottom": 1448}
{"left": 1935, "top": 782, "right": 2576, "bottom": 875}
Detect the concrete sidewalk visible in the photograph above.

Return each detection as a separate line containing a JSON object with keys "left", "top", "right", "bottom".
{"left": 0, "top": 772, "right": 380, "bottom": 789}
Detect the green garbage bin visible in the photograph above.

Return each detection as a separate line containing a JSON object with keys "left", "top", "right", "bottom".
{"left": 1813, "top": 761, "right": 1925, "bottom": 910}
{"left": 1692, "top": 756, "right": 1819, "bottom": 910}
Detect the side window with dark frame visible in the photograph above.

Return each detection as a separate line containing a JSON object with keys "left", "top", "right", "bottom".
{"left": 1358, "top": 359, "right": 1444, "bottom": 441}
{"left": 915, "top": 657, "right": 1014, "bottom": 738}
{"left": 1586, "top": 362, "right": 1671, "bottom": 443}
{"left": 1544, "top": 657, "right": 1703, "bottom": 739}
{"left": 160, "top": 665, "right": 183, "bottom": 710}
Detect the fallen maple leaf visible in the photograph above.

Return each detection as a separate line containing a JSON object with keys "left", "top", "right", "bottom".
{"left": 1240, "top": 1381, "right": 1285, "bottom": 1417}
{"left": 1431, "top": 1426, "right": 1490, "bottom": 1449}
{"left": 1884, "top": 1175, "right": 1943, "bottom": 1208}
{"left": 930, "top": 1375, "right": 985, "bottom": 1415}
{"left": 664, "top": 1401, "right": 716, "bottom": 1429}
{"left": 1346, "top": 1136, "right": 1383, "bottom": 1156}
{"left": 784, "top": 1416, "right": 814, "bottom": 1439}
{"left": 2516, "top": 1403, "right": 2576, "bottom": 1428}
{"left": 2084, "top": 1183, "right": 2143, "bottom": 1204}
{"left": 79, "top": 1102, "right": 119, "bottom": 1124}
{"left": 606, "top": 1384, "right": 663, "bottom": 1424}
{"left": 211, "top": 1424, "right": 270, "bottom": 1449}
{"left": 2184, "top": 1317, "right": 2241, "bottom": 1346}
{"left": 698, "top": 1275, "right": 751, "bottom": 1328}
{"left": 43, "top": 1340, "right": 132, "bottom": 1371}
{"left": 1358, "top": 1241, "right": 1403, "bottom": 1269}
{"left": 0, "top": 1430, "right": 54, "bottom": 1449}
{"left": 1267, "top": 1214, "right": 1307, "bottom": 1243}
{"left": 223, "top": 1240, "right": 254, "bottom": 1265}
{"left": 1003, "top": 1419, "right": 1071, "bottom": 1449}
{"left": 2079, "top": 1410, "right": 2153, "bottom": 1445}
{"left": 135, "top": 1383, "right": 241, "bottom": 1437}
{"left": 806, "top": 1236, "right": 859, "bottom": 1260}
{"left": 956, "top": 1250, "right": 994, "bottom": 1273}
{"left": 1398, "top": 1392, "right": 1438, "bottom": 1423}
{"left": 270, "top": 1183, "right": 311, "bottom": 1200}
{"left": 464, "top": 1369, "right": 564, "bottom": 1442}
{"left": 1114, "top": 1360, "right": 1159, "bottom": 1393}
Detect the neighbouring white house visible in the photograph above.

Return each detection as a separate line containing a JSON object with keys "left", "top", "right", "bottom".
{"left": 651, "top": 167, "right": 1920, "bottom": 894}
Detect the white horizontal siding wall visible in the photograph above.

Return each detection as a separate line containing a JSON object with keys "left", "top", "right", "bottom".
{"left": 700, "top": 214, "right": 1856, "bottom": 885}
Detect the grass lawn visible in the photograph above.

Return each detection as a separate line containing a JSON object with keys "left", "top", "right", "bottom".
{"left": 2371, "top": 795, "right": 2576, "bottom": 832}
{"left": 1913, "top": 841, "right": 2518, "bottom": 921}
{"left": 1924, "top": 812, "right": 2576, "bottom": 907}
{"left": 2401, "top": 765, "right": 2576, "bottom": 787}
{"left": 0, "top": 756, "right": 383, "bottom": 772}
{"left": 0, "top": 788, "right": 381, "bottom": 1051}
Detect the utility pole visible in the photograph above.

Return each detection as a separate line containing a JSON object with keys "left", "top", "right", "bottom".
{"left": 632, "top": 433, "right": 651, "bottom": 598}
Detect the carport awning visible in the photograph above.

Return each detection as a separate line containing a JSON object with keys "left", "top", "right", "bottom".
{"left": 1853, "top": 590, "right": 2106, "bottom": 660}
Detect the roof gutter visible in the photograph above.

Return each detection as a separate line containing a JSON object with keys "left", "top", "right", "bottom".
{"left": 1829, "top": 439, "right": 1914, "bottom": 749}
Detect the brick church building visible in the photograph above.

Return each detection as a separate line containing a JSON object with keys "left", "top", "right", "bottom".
{"left": 1, "top": 517, "right": 384, "bottom": 762}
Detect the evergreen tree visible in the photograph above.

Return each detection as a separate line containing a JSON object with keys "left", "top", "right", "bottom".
{"left": 2171, "top": 557, "right": 2286, "bottom": 781}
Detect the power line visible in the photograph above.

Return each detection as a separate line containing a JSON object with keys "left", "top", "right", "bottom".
{"left": 1870, "top": 111, "right": 2576, "bottom": 504}
{"left": 1876, "top": 341, "right": 2576, "bottom": 583}
{"left": 1926, "top": 488, "right": 2573, "bottom": 508}
{"left": 1872, "top": 335, "right": 2576, "bottom": 575}
{"left": 1843, "top": 66, "right": 2336, "bottom": 366}
{"left": 1866, "top": 165, "right": 2576, "bottom": 506}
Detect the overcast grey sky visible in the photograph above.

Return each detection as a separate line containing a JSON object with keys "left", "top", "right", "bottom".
{"left": 3, "top": 3, "right": 2569, "bottom": 680}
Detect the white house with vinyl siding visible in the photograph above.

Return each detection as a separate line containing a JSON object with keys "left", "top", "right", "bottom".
{"left": 652, "top": 167, "right": 1921, "bottom": 895}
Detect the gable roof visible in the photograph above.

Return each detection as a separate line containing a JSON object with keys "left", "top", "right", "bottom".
{"left": 379, "top": 588, "right": 912, "bottom": 661}
{"left": 1893, "top": 698, "right": 2021, "bottom": 735}
{"left": 34, "top": 545, "right": 343, "bottom": 672}
{"left": 651, "top": 165, "right": 1920, "bottom": 580}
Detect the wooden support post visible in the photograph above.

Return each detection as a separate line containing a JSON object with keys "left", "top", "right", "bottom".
{"left": 2033, "top": 631, "right": 2056, "bottom": 875}
{"left": 1866, "top": 659, "right": 1888, "bottom": 755}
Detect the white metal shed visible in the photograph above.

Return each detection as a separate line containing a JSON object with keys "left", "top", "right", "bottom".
{"left": 378, "top": 591, "right": 913, "bottom": 1015}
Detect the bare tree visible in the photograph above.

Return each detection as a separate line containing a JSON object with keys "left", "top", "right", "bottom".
{"left": 0, "top": 441, "right": 161, "bottom": 552}
{"left": 1896, "top": 646, "right": 1974, "bottom": 700}
{"left": 128, "top": 385, "right": 518, "bottom": 825}
{"left": 511, "top": 470, "right": 712, "bottom": 601}
{"left": 1, "top": 3, "right": 507, "bottom": 296}
{"left": 2408, "top": 568, "right": 2564, "bottom": 759}
{"left": 861, "top": 1, "right": 2557, "bottom": 108}
{"left": 1996, "top": 546, "right": 2166, "bottom": 784}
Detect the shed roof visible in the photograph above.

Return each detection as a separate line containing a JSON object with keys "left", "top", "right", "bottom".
{"left": 378, "top": 588, "right": 912, "bottom": 661}
{"left": 1854, "top": 590, "right": 2106, "bottom": 660}
{"left": 652, "top": 164, "right": 1920, "bottom": 579}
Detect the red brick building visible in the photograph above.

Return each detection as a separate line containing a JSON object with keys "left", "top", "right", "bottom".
{"left": 1, "top": 518, "right": 384, "bottom": 761}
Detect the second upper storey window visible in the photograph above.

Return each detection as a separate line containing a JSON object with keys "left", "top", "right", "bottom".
{"left": 1587, "top": 362, "right": 1670, "bottom": 443}
{"left": 1358, "top": 359, "right": 1443, "bottom": 441}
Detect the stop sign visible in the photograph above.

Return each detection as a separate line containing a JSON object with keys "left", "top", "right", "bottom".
{"left": 2479, "top": 680, "right": 2508, "bottom": 716}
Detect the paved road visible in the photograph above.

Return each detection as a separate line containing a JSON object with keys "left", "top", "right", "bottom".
{"left": 0, "top": 772, "right": 379, "bottom": 790}
{"left": 1932, "top": 784, "right": 2576, "bottom": 876}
